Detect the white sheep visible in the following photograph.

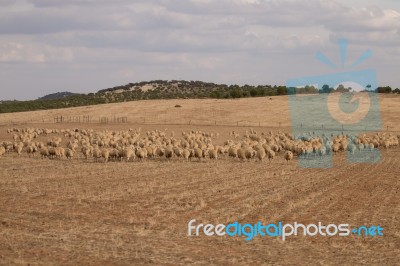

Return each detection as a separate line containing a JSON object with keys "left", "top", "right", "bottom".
{"left": 284, "top": 151, "right": 293, "bottom": 163}
{"left": 194, "top": 148, "right": 203, "bottom": 160}
{"left": 122, "top": 147, "right": 135, "bottom": 162}
{"left": 256, "top": 148, "right": 266, "bottom": 161}
{"left": 182, "top": 148, "right": 191, "bottom": 162}
{"left": 16, "top": 144, "right": 23, "bottom": 156}
{"left": 101, "top": 149, "right": 110, "bottom": 163}
{"left": 332, "top": 143, "right": 340, "bottom": 154}
{"left": 267, "top": 149, "right": 275, "bottom": 162}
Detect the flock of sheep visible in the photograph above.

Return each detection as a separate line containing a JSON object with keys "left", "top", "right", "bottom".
{"left": 0, "top": 127, "right": 399, "bottom": 164}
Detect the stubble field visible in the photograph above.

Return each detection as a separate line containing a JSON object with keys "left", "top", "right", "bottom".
{"left": 0, "top": 95, "right": 399, "bottom": 265}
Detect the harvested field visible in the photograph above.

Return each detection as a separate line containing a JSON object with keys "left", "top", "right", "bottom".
{"left": 0, "top": 95, "right": 399, "bottom": 265}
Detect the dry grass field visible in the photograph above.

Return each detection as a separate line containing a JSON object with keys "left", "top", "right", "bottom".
{"left": 0, "top": 95, "right": 399, "bottom": 265}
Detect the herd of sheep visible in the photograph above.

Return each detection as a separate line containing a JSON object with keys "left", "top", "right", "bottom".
{"left": 0, "top": 127, "right": 399, "bottom": 164}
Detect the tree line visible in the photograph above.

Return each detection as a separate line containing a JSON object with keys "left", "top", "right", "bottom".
{"left": 0, "top": 80, "right": 398, "bottom": 114}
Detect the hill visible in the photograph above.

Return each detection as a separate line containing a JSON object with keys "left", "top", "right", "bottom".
{"left": 0, "top": 80, "right": 397, "bottom": 114}
{"left": 38, "top": 92, "right": 79, "bottom": 100}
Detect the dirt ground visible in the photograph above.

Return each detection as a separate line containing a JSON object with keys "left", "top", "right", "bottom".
{"left": 0, "top": 95, "right": 399, "bottom": 265}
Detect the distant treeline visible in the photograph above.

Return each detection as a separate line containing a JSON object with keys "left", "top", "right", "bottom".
{"left": 0, "top": 80, "right": 398, "bottom": 114}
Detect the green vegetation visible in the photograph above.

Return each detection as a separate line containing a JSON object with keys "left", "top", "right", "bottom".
{"left": 0, "top": 80, "right": 397, "bottom": 114}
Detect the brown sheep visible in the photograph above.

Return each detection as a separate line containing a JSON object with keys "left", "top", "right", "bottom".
{"left": 165, "top": 148, "right": 174, "bottom": 160}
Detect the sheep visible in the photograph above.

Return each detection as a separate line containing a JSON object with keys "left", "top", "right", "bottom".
{"left": 65, "top": 148, "right": 74, "bottom": 159}
{"left": 382, "top": 140, "right": 390, "bottom": 149}
{"left": 16, "top": 144, "right": 23, "bottom": 156}
{"left": 40, "top": 148, "right": 49, "bottom": 159}
{"left": 319, "top": 146, "right": 327, "bottom": 157}
{"left": 208, "top": 149, "right": 218, "bottom": 160}
{"left": 244, "top": 148, "right": 255, "bottom": 160}
{"left": 156, "top": 147, "right": 165, "bottom": 158}
{"left": 55, "top": 147, "right": 65, "bottom": 159}
{"left": 256, "top": 148, "right": 266, "bottom": 161}
{"left": 216, "top": 145, "right": 225, "bottom": 156}
{"left": 182, "top": 148, "right": 191, "bottom": 162}
{"left": 136, "top": 148, "right": 148, "bottom": 161}
{"left": 194, "top": 148, "right": 203, "bottom": 161}
{"left": 340, "top": 141, "right": 348, "bottom": 152}
{"left": 147, "top": 146, "right": 157, "bottom": 159}
{"left": 0, "top": 147, "right": 6, "bottom": 157}
{"left": 358, "top": 143, "right": 365, "bottom": 152}
{"left": 92, "top": 148, "right": 102, "bottom": 162}
{"left": 174, "top": 147, "right": 184, "bottom": 160}
{"left": 237, "top": 148, "right": 246, "bottom": 161}
{"left": 27, "top": 145, "right": 37, "bottom": 158}
{"left": 82, "top": 146, "right": 92, "bottom": 160}
{"left": 67, "top": 141, "right": 78, "bottom": 152}
{"left": 165, "top": 148, "right": 174, "bottom": 160}
{"left": 48, "top": 147, "right": 56, "bottom": 159}
{"left": 122, "top": 147, "right": 135, "bottom": 162}
{"left": 332, "top": 143, "right": 340, "bottom": 155}
{"left": 368, "top": 143, "right": 375, "bottom": 152}
{"left": 284, "top": 151, "right": 293, "bottom": 163}
{"left": 347, "top": 144, "right": 356, "bottom": 154}
{"left": 267, "top": 149, "right": 275, "bottom": 162}
{"left": 109, "top": 148, "right": 121, "bottom": 161}
{"left": 101, "top": 149, "right": 110, "bottom": 163}
{"left": 228, "top": 146, "right": 238, "bottom": 158}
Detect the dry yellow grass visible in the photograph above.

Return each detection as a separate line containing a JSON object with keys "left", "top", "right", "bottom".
{"left": 0, "top": 95, "right": 399, "bottom": 265}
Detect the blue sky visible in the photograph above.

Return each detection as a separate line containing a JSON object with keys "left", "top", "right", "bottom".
{"left": 0, "top": 0, "right": 399, "bottom": 100}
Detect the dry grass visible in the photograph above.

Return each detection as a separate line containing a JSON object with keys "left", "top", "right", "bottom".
{"left": 0, "top": 95, "right": 399, "bottom": 265}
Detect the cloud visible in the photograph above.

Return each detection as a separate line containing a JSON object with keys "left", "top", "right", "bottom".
{"left": 0, "top": 40, "right": 74, "bottom": 63}
{"left": 0, "top": 0, "right": 399, "bottom": 100}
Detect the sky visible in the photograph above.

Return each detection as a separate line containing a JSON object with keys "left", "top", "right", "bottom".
{"left": 0, "top": 0, "right": 399, "bottom": 100}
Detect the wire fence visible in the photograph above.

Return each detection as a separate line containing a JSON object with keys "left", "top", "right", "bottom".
{"left": 0, "top": 114, "right": 398, "bottom": 133}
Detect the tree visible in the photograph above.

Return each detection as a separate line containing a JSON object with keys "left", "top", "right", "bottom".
{"left": 230, "top": 87, "right": 243, "bottom": 98}
{"left": 276, "top": 86, "right": 287, "bottom": 95}
{"left": 321, "top": 84, "right": 333, "bottom": 93}
{"left": 250, "top": 89, "right": 258, "bottom": 97}
{"left": 377, "top": 86, "right": 392, "bottom": 93}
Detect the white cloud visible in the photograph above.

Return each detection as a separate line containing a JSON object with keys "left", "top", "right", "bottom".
{"left": 0, "top": 40, "right": 74, "bottom": 63}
